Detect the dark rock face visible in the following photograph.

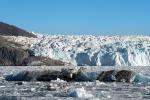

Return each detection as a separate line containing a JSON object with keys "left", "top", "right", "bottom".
{"left": 0, "top": 46, "right": 29, "bottom": 66}
{"left": 36, "top": 71, "right": 60, "bottom": 81}
{"left": 5, "top": 68, "right": 135, "bottom": 83}
{"left": 0, "top": 36, "right": 22, "bottom": 47}
{"left": 0, "top": 22, "right": 67, "bottom": 66}
{"left": 22, "top": 56, "right": 65, "bottom": 66}
{"left": 0, "top": 22, "right": 36, "bottom": 38}
{"left": 0, "top": 47, "right": 65, "bottom": 66}
{"left": 98, "top": 70, "right": 135, "bottom": 83}
{"left": 0, "top": 36, "right": 66, "bottom": 66}
{"left": 98, "top": 70, "right": 117, "bottom": 82}
{"left": 0, "top": 59, "right": 7, "bottom": 65}
{"left": 115, "top": 70, "right": 135, "bottom": 83}
{"left": 61, "top": 68, "right": 77, "bottom": 81}
{"left": 0, "top": 36, "right": 29, "bottom": 66}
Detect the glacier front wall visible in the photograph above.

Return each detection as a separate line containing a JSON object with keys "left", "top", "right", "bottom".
{"left": 30, "top": 36, "right": 150, "bottom": 66}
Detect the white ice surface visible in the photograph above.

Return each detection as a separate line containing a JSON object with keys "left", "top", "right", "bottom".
{"left": 3, "top": 35, "right": 150, "bottom": 66}
{"left": 31, "top": 35, "right": 150, "bottom": 66}
{"left": 67, "top": 87, "right": 94, "bottom": 98}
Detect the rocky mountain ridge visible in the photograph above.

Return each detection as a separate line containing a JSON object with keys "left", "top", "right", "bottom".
{"left": 0, "top": 22, "right": 36, "bottom": 38}
{"left": 0, "top": 22, "right": 66, "bottom": 66}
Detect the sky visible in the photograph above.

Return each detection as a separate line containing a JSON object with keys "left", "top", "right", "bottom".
{"left": 0, "top": 0, "right": 150, "bottom": 35}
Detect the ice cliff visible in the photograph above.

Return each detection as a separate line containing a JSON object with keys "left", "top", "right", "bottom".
{"left": 28, "top": 35, "right": 150, "bottom": 66}
{"left": 6, "top": 35, "right": 150, "bottom": 66}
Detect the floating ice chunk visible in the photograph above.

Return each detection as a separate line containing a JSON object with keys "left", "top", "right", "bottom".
{"left": 51, "top": 78, "right": 67, "bottom": 83}
{"left": 134, "top": 73, "right": 150, "bottom": 83}
{"left": 45, "top": 93, "right": 53, "bottom": 97}
{"left": 100, "top": 91, "right": 112, "bottom": 98}
{"left": 67, "top": 87, "right": 94, "bottom": 98}
{"left": 0, "top": 86, "right": 5, "bottom": 88}
{"left": 75, "top": 67, "right": 98, "bottom": 82}
{"left": 31, "top": 88, "right": 36, "bottom": 92}
{"left": 95, "top": 80, "right": 106, "bottom": 86}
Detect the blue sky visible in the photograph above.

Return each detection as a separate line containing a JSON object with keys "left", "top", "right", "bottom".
{"left": 0, "top": 0, "right": 150, "bottom": 35}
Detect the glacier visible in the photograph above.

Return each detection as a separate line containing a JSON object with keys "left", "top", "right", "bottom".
{"left": 29, "top": 35, "right": 150, "bottom": 66}
{"left": 3, "top": 35, "right": 150, "bottom": 66}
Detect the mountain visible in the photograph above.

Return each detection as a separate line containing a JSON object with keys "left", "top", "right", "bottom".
{"left": 0, "top": 36, "right": 66, "bottom": 66}
{"left": 0, "top": 22, "right": 36, "bottom": 38}
{"left": 1, "top": 21, "right": 149, "bottom": 66}
{"left": 0, "top": 22, "right": 66, "bottom": 66}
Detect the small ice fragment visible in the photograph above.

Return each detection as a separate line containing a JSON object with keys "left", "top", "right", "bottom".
{"left": 0, "top": 86, "right": 5, "bottom": 88}
{"left": 68, "top": 87, "right": 94, "bottom": 98}
{"left": 31, "top": 88, "right": 36, "bottom": 92}
{"left": 51, "top": 78, "right": 66, "bottom": 83}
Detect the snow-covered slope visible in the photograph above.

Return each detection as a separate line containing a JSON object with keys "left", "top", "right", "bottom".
{"left": 4, "top": 35, "right": 150, "bottom": 66}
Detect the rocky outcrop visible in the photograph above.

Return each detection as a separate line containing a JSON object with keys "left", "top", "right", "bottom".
{"left": 61, "top": 68, "right": 135, "bottom": 83}
{"left": 61, "top": 68, "right": 77, "bottom": 81}
{"left": 36, "top": 71, "right": 60, "bottom": 81}
{"left": 115, "top": 70, "right": 135, "bottom": 82}
{"left": 0, "top": 22, "right": 36, "bottom": 38}
{"left": 5, "top": 68, "right": 136, "bottom": 83}
{"left": 0, "top": 46, "right": 29, "bottom": 66}
{"left": 97, "top": 70, "right": 117, "bottom": 82}
{"left": 0, "top": 36, "right": 66, "bottom": 66}
{"left": 97, "top": 70, "right": 135, "bottom": 83}
{"left": 22, "top": 56, "right": 65, "bottom": 66}
{"left": 0, "top": 47, "right": 66, "bottom": 66}
{"left": 0, "top": 36, "right": 29, "bottom": 65}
